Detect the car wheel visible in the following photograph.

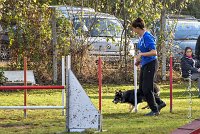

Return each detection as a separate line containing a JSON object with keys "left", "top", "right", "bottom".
{"left": 0, "top": 45, "right": 10, "bottom": 60}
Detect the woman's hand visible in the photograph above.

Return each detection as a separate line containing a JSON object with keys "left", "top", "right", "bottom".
{"left": 136, "top": 53, "right": 142, "bottom": 62}
{"left": 135, "top": 60, "right": 140, "bottom": 66}
{"left": 134, "top": 53, "right": 142, "bottom": 66}
{"left": 197, "top": 68, "right": 200, "bottom": 72}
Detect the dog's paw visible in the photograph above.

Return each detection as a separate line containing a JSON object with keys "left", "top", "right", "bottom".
{"left": 129, "top": 104, "right": 140, "bottom": 112}
{"left": 128, "top": 104, "right": 134, "bottom": 112}
{"left": 129, "top": 108, "right": 134, "bottom": 113}
{"left": 130, "top": 108, "right": 136, "bottom": 113}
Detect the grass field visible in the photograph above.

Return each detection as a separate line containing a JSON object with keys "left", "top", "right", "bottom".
{"left": 0, "top": 83, "right": 199, "bottom": 134}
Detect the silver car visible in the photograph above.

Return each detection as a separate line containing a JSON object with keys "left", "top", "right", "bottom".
{"left": 166, "top": 17, "right": 200, "bottom": 62}
{"left": 55, "top": 6, "right": 134, "bottom": 61}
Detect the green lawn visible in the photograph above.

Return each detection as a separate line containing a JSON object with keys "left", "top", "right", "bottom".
{"left": 0, "top": 83, "right": 199, "bottom": 134}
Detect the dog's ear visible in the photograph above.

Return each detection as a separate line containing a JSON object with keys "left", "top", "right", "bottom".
{"left": 118, "top": 90, "right": 123, "bottom": 96}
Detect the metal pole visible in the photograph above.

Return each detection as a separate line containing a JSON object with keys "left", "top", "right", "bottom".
{"left": 0, "top": 86, "right": 64, "bottom": 90}
{"left": 170, "top": 54, "right": 173, "bottom": 113}
{"left": 66, "top": 55, "right": 71, "bottom": 132}
{"left": 0, "top": 106, "right": 65, "bottom": 109}
{"left": 24, "top": 57, "right": 27, "bottom": 118}
{"left": 62, "top": 56, "right": 65, "bottom": 116}
{"left": 134, "top": 57, "right": 138, "bottom": 112}
{"left": 188, "top": 70, "right": 192, "bottom": 123}
{"left": 98, "top": 57, "right": 102, "bottom": 114}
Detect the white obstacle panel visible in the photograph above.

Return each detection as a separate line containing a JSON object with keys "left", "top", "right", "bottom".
{"left": 4, "top": 70, "right": 36, "bottom": 84}
{"left": 68, "top": 70, "right": 100, "bottom": 132}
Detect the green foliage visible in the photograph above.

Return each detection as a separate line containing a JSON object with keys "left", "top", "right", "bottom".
{"left": 0, "top": 1, "right": 71, "bottom": 83}
{"left": 0, "top": 70, "right": 7, "bottom": 84}
{"left": 2, "top": 1, "right": 53, "bottom": 63}
{"left": 182, "top": 0, "right": 200, "bottom": 19}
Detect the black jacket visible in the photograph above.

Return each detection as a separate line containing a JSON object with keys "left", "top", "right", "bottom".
{"left": 195, "top": 35, "right": 200, "bottom": 60}
{"left": 181, "top": 56, "right": 200, "bottom": 78}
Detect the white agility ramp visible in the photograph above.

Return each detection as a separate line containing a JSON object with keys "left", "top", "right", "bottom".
{"left": 66, "top": 69, "right": 101, "bottom": 132}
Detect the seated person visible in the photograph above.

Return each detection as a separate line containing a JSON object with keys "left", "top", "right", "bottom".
{"left": 181, "top": 47, "right": 200, "bottom": 98}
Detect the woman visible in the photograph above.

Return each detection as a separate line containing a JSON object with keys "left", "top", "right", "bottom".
{"left": 181, "top": 47, "right": 200, "bottom": 98}
{"left": 132, "top": 17, "right": 166, "bottom": 116}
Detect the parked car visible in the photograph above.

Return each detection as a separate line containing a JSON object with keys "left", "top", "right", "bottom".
{"left": 167, "top": 17, "right": 200, "bottom": 62}
{"left": 54, "top": 6, "right": 134, "bottom": 61}
{"left": 156, "top": 15, "right": 200, "bottom": 63}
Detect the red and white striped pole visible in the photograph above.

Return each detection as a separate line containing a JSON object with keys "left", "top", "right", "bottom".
{"left": 24, "top": 57, "right": 27, "bottom": 118}
{"left": 170, "top": 54, "right": 173, "bottom": 113}
{"left": 98, "top": 56, "right": 102, "bottom": 132}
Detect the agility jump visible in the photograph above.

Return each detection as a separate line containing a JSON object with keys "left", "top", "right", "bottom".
{"left": 0, "top": 57, "right": 66, "bottom": 117}
{"left": 0, "top": 55, "right": 102, "bottom": 132}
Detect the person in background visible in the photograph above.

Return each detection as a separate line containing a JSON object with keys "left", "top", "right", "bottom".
{"left": 131, "top": 17, "right": 166, "bottom": 116}
{"left": 195, "top": 35, "right": 200, "bottom": 60}
{"left": 181, "top": 47, "right": 200, "bottom": 98}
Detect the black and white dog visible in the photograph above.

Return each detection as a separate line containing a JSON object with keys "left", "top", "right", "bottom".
{"left": 112, "top": 84, "right": 160, "bottom": 112}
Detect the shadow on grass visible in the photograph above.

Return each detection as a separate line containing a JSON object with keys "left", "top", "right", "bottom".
{"left": 103, "top": 112, "right": 139, "bottom": 119}
{"left": 160, "top": 90, "right": 199, "bottom": 99}
{"left": 0, "top": 122, "right": 33, "bottom": 128}
{"left": 89, "top": 91, "right": 199, "bottom": 100}
{"left": 89, "top": 90, "right": 199, "bottom": 101}
{"left": 89, "top": 95, "right": 115, "bottom": 100}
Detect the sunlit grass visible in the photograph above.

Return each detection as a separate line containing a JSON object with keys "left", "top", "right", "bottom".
{"left": 0, "top": 83, "right": 199, "bottom": 134}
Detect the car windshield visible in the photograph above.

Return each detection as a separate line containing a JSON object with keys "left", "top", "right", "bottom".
{"left": 167, "top": 20, "right": 200, "bottom": 40}
{"left": 73, "top": 17, "right": 123, "bottom": 37}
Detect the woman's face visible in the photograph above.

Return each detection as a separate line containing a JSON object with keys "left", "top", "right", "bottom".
{"left": 186, "top": 49, "right": 193, "bottom": 57}
{"left": 132, "top": 27, "right": 139, "bottom": 34}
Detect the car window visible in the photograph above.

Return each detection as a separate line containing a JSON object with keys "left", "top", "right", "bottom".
{"left": 73, "top": 17, "right": 123, "bottom": 37}
{"left": 167, "top": 20, "right": 200, "bottom": 40}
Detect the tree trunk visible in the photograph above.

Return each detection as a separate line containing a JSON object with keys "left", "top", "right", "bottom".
{"left": 123, "top": 0, "right": 128, "bottom": 81}
{"left": 161, "top": 5, "right": 167, "bottom": 81}
{"left": 52, "top": 8, "right": 58, "bottom": 84}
